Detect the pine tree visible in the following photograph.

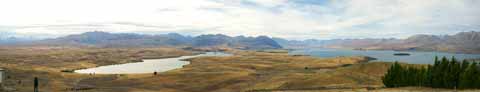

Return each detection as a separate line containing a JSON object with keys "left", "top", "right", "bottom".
{"left": 384, "top": 62, "right": 397, "bottom": 87}
{"left": 459, "top": 60, "right": 472, "bottom": 89}
{"left": 434, "top": 56, "right": 439, "bottom": 66}
{"left": 471, "top": 62, "right": 480, "bottom": 88}
{"left": 423, "top": 65, "right": 433, "bottom": 86}
{"left": 440, "top": 56, "right": 449, "bottom": 88}
{"left": 444, "top": 57, "right": 455, "bottom": 88}
{"left": 461, "top": 60, "right": 470, "bottom": 72}
{"left": 382, "top": 57, "right": 480, "bottom": 89}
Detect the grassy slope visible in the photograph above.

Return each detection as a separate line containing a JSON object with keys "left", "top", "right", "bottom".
{"left": 1, "top": 47, "right": 475, "bottom": 92}
{"left": 78, "top": 51, "right": 376, "bottom": 92}
{"left": 0, "top": 46, "right": 192, "bottom": 92}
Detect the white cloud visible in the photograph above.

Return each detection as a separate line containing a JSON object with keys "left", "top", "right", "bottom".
{"left": 0, "top": 0, "right": 478, "bottom": 40}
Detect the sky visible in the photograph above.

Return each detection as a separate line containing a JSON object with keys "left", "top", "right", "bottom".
{"left": 0, "top": 0, "right": 479, "bottom": 40}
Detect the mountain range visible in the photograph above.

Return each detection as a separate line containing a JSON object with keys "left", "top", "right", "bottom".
{"left": 24, "top": 31, "right": 282, "bottom": 49}
{"left": 3, "top": 31, "right": 480, "bottom": 53}
{"left": 0, "top": 32, "right": 36, "bottom": 44}
{"left": 276, "top": 31, "right": 480, "bottom": 54}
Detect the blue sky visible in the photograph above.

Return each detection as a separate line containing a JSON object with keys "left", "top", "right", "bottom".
{"left": 0, "top": 0, "right": 479, "bottom": 40}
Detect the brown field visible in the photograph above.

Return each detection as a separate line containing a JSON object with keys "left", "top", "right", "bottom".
{"left": 0, "top": 46, "right": 192, "bottom": 92}
{"left": 0, "top": 47, "right": 477, "bottom": 92}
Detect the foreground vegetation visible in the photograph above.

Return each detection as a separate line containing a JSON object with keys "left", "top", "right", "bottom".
{"left": 0, "top": 47, "right": 382, "bottom": 92}
{"left": 1, "top": 46, "right": 479, "bottom": 92}
{"left": 383, "top": 56, "right": 480, "bottom": 89}
{"left": 0, "top": 46, "right": 192, "bottom": 91}
{"left": 70, "top": 51, "right": 380, "bottom": 92}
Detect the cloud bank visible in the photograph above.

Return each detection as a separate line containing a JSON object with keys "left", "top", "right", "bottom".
{"left": 0, "top": 0, "right": 479, "bottom": 40}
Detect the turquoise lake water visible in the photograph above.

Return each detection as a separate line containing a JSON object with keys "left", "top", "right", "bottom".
{"left": 289, "top": 48, "right": 480, "bottom": 64}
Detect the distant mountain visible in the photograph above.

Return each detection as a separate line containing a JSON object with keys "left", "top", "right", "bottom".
{"left": 192, "top": 34, "right": 281, "bottom": 49}
{"left": 272, "top": 38, "right": 324, "bottom": 48}
{"left": 0, "top": 32, "right": 36, "bottom": 44}
{"left": 0, "top": 37, "right": 22, "bottom": 44}
{"left": 353, "top": 31, "right": 480, "bottom": 54}
{"left": 36, "top": 31, "right": 192, "bottom": 47}
{"left": 320, "top": 38, "right": 404, "bottom": 50}
{"left": 277, "top": 31, "right": 480, "bottom": 54}
{"left": 27, "top": 31, "right": 282, "bottom": 49}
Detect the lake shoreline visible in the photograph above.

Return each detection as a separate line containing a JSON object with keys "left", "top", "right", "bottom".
{"left": 73, "top": 52, "right": 232, "bottom": 74}
{"left": 62, "top": 54, "right": 190, "bottom": 73}
{"left": 63, "top": 52, "right": 208, "bottom": 73}
{"left": 3, "top": 47, "right": 478, "bottom": 92}
{"left": 289, "top": 48, "right": 480, "bottom": 64}
{"left": 291, "top": 47, "right": 480, "bottom": 55}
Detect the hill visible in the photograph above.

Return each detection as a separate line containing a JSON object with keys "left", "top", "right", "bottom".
{"left": 0, "top": 32, "right": 37, "bottom": 44}
{"left": 27, "top": 31, "right": 282, "bottom": 49}
{"left": 194, "top": 34, "right": 282, "bottom": 49}
{"left": 278, "top": 31, "right": 480, "bottom": 54}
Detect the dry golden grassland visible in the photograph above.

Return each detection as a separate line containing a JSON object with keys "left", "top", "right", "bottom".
{"left": 0, "top": 46, "right": 192, "bottom": 92}
{"left": 1, "top": 47, "right": 474, "bottom": 92}
{"left": 69, "top": 51, "right": 379, "bottom": 92}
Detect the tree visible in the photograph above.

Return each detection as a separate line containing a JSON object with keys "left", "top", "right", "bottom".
{"left": 383, "top": 56, "right": 480, "bottom": 89}
{"left": 471, "top": 62, "right": 480, "bottom": 88}
{"left": 383, "top": 61, "right": 402, "bottom": 87}
{"left": 461, "top": 59, "right": 471, "bottom": 88}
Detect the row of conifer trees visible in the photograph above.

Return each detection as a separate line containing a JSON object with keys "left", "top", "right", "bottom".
{"left": 383, "top": 56, "right": 480, "bottom": 89}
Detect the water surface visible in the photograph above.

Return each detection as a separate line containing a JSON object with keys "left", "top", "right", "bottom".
{"left": 75, "top": 52, "right": 232, "bottom": 74}
{"left": 290, "top": 48, "right": 480, "bottom": 64}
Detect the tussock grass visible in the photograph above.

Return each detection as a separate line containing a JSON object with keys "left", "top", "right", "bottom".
{"left": 1, "top": 47, "right": 451, "bottom": 92}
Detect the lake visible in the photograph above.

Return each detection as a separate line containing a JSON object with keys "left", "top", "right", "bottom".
{"left": 289, "top": 48, "right": 480, "bottom": 64}
{"left": 75, "top": 52, "right": 232, "bottom": 74}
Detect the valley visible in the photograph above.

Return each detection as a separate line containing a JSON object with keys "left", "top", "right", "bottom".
{"left": 0, "top": 46, "right": 478, "bottom": 92}
{"left": 1, "top": 0, "right": 479, "bottom": 91}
